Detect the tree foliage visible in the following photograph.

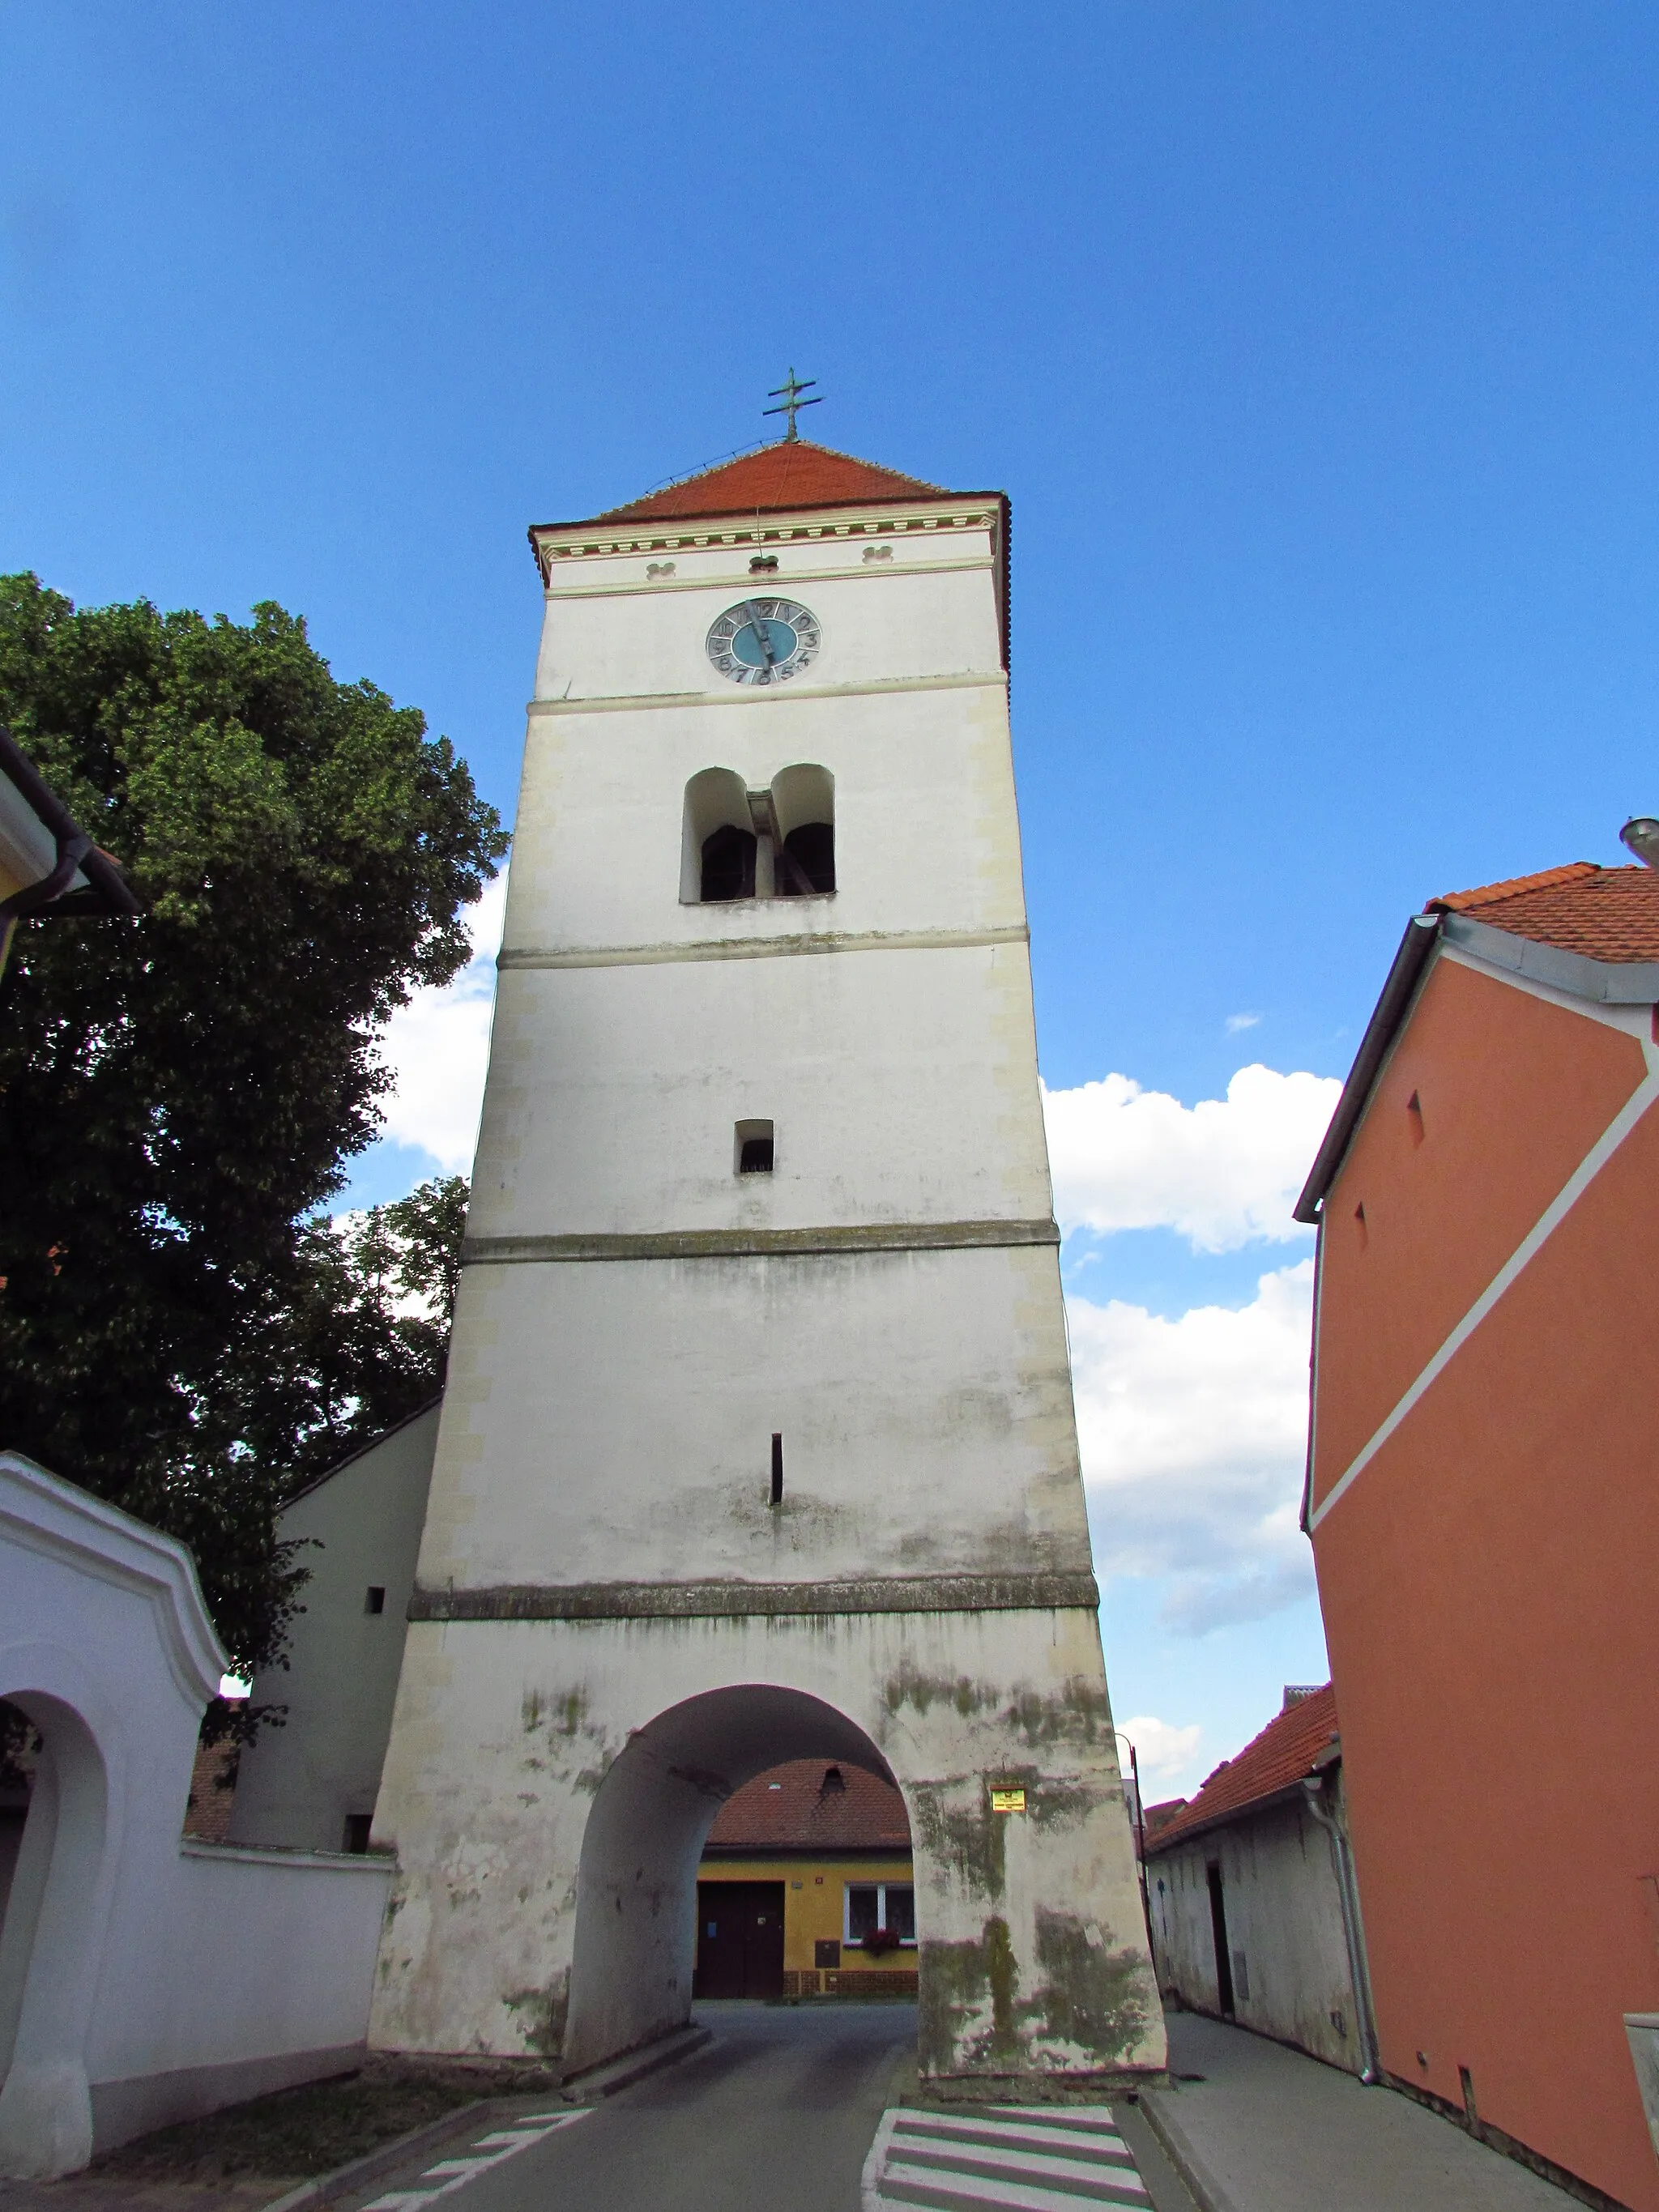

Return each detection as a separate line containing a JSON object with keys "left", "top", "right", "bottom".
{"left": 0, "top": 575, "right": 506, "bottom": 1680}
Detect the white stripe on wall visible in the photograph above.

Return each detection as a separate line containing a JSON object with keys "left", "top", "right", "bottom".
{"left": 1311, "top": 1065, "right": 1659, "bottom": 1532}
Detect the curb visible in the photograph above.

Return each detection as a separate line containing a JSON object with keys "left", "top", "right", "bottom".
{"left": 558, "top": 2023, "right": 713, "bottom": 2102}
{"left": 1138, "top": 2091, "right": 1242, "bottom": 2212}
{"left": 258, "top": 2096, "right": 501, "bottom": 2212}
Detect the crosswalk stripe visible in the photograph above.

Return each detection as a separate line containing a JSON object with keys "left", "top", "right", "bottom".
{"left": 980, "top": 2108, "right": 1124, "bottom": 2129}
{"left": 894, "top": 2116, "right": 1140, "bottom": 2167}
{"left": 893, "top": 2137, "right": 1143, "bottom": 2188}
{"left": 359, "top": 2108, "right": 592, "bottom": 2210}
{"left": 889, "top": 2148, "right": 1148, "bottom": 2202}
{"left": 878, "top": 2163, "right": 1148, "bottom": 2212}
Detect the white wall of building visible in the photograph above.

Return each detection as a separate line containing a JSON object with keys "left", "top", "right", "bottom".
{"left": 0, "top": 1454, "right": 392, "bottom": 2177}
{"left": 231, "top": 1404, "right": 441, "bottom": 1853}
{"left": 372, "top": 479, "right": 1160, "bottom": 2087}
{"left": 1149, "top": 1793, "right": 1362, "bottom": 2072}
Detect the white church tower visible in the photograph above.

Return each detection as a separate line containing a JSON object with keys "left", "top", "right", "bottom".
{"left": 369, "top": 429, "right": 1163, "bottom": 2090}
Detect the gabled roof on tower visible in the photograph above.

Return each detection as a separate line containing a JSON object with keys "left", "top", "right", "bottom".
{"left": 540, "top": 439, "right": 957, "bottom": 535}
{"left": 597, "top": 439, "right": 945, "bottom": 523}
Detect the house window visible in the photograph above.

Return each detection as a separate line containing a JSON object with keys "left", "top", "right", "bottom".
{"left": 365, "top": 1586, "right": 386, "bottom": 1615}
{"left": 844, "top": 1882, "right": 916, "bottom": 1946}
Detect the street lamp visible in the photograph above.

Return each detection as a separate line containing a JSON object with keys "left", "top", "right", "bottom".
{"left": 1115, "top": 1730, "right": 1154, "bottom": 1956}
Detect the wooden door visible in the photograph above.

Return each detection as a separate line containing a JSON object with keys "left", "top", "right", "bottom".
{"left": 695, "top": 1881, "right": 787, "bottom": 1998}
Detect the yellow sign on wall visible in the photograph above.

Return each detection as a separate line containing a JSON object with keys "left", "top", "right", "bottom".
{"left": 989, "top": 1787, "right": 1026, "bottom": 1814}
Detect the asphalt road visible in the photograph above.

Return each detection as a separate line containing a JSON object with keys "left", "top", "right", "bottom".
{"left": 350, "top": 2001, "right": 916, "bottom": 2212}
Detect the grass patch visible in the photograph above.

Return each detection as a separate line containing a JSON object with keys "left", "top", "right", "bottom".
{"left": 91, "top": 2055, "right": 561, "bottom": 2185}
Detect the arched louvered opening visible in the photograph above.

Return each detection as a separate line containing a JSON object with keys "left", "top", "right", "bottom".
{"left": 681, "top": 769, "right": 757, "bottom": 904}
{"left": 770, "top": 765, "right": 834, "bottom": 897}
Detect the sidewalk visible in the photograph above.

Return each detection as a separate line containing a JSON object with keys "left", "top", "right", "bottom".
{"left": 1143, "top": 2012, "right": 1585, "bottom": 2212}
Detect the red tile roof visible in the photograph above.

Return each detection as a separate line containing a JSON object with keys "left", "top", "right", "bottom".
{"left": 1142, "top": 1799, "right": 1188, "bottom": 1845}
{"left": 1145, "top": 1686, "right": 1339, "bottom": 1854}
{"left": 1428, "top": 862, "right": 1659, "bottom": 963}
{"left": 703, "top": 1758, "right": 912, "bottom": 1854}
{"left": 585, "top": 439, "right": 946, "bottom": 526}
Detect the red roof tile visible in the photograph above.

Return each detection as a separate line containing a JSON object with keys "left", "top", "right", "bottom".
{"left": 1145, "top": 1686, "right": 1339, "bottom": 1853}
{"left": 1428, "top": 862, "right": 1659, "bottom": 963}
{"left": 704, "top": 1758, "right": 911, "bottom": 1854}
{"left": 580, "top": 440, "right": 946, "bottom": 527}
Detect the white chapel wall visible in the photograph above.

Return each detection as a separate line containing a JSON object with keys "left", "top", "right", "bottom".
{"left": 0, "top": 1454, "right": 391, "bottom": 2178}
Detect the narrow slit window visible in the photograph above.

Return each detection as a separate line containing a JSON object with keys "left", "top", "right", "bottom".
{"left": 1406, "top": 1091, "right": 1425, "bottom": 1147}
{"left": 736, "top": 1119, "right": 774, "bottom": 1174}
{"left": 1354, "top": 1202, "right": 1368, "bottom": 1248}
{"left": 342, "top": 1813, "right": 373, "bottom": 1854}
{"left": 770, "top": 1432, "right": 783, "bottom": 1505}
{"left": 365, "top": 1585, "right": 386, "bottom": 1615}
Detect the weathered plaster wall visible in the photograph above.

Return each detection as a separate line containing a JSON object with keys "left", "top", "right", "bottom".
{"left": 232, "top": 1406, "right": 439, "bottom": 1853}
{"left": 369, "top": 1609, "right": 1160, "bottom": 2085}
{"left": 371, "top": 484, "right": 1159, "bottom": 2086}
{"left": 1149, "top": 1796, "right": 1361, "bottom": 2072}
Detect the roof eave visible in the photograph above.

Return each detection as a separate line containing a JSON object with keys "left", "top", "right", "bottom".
{"left": 1439, "top": 910, "right": 1659, "bottom": 1004}
{"left": 1144, "top": 1771, "right": 1329, "bottom": 1856}
{"left": 530, "top": 486, "right": 1003, "bottom": 538}
{"left": 1294, "top": 913, "right": 1442, "bottom": 1224}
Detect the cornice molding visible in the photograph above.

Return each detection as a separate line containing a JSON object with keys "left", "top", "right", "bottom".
{"left": 531, "top": 504, "right": 1000, "bottom": 582}
{"left": 461, "top": 1219, "right": 1060, "bottom": 1268}
{"left": 409, "top": 1569, "right": 1101, "bottom": 1623}
{"left": 544, "top": 553, "right": 994, "bottom": 603}
{"left": 497, "top": 923, "right": 1029, "bottom": 973}
{"left": 524, "top": 669, "right": 1007, "bottom": 718}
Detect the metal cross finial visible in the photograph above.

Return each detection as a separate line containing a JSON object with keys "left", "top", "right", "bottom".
{"left": 764, "top": 368, "right": 821, "bottom": 441}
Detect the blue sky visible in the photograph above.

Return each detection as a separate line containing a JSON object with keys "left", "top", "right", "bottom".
{"left": 6, "top": 2, "right": 1657, "bottom": 1792}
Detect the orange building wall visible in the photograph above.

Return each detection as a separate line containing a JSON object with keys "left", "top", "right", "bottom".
{"left": 1313, "top": 956, "right": 1659, "bottom": 2210}
{"left": 1311, "top": 957, "right": 1647, "bottom": 1498}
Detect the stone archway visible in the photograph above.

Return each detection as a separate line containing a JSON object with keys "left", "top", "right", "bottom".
{"left": 0, "top": 1686, "right": 112, "bottom": 2177}
{"left": 563, "top": 1683, "right": 896, "bottom": 2077}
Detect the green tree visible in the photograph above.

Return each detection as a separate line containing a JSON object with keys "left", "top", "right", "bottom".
{"left": 0, "top": 575, "right": 508, "bottom": 1682}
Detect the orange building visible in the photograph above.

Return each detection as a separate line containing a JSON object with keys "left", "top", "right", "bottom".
{"left": 695, "top": 1758, "right": 915, "bottom": 2001}
{"left": 1297, "top": 850, "right": 1659, "bottom": 2210}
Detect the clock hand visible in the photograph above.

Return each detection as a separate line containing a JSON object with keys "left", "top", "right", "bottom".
{"left": 743, "top": 600, "right": 777, "bottom": 671}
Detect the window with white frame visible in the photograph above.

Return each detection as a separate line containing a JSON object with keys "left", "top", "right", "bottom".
{"left": 843, "top": 1882, "right": 915, "bottom": 1947}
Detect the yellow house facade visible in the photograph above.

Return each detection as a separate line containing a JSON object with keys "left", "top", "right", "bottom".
{"left": 695, "top": 1759, "right": 917, "bottom": 1999}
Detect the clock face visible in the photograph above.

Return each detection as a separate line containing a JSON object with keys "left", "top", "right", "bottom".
{"left": 706, "top": 597, "right": 821, "bottom": 686}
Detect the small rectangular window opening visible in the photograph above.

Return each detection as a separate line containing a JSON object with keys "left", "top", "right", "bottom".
{"left": 1406, "top": 1090, "right": 1425, "bottom": 1147}
{"left": 1354, "top": 1202, "right": 1367, "bottom": 1248}
{"left": 342, "top": 1813, "right": 373, "bottom": 1854}
{"left": 770, "top": 1432, "right": 783, "bottom": 1506}
{"left": 365, "top": 1586, "right": 386, "bottom": 1615}
{"left": 736, "top": 1118, "right": 774, "bottom": 1174}
{"left": 1459, "top": 2065, "right": 1478, "bottom": 2126}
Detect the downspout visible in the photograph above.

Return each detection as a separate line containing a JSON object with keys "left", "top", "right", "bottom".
{"left": 1303, "top": 1769, "right": 1381, "bottom": 2083}
{"left": 0, "top": 830, "right": 93, "bottom": 975}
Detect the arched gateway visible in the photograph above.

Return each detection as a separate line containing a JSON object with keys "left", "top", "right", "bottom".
{"left": 368, "top": 439, "right": 1163, "bottom": 2091}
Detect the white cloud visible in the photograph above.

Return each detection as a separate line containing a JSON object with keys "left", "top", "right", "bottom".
{"left": 1225, "top": 1011, "right": 1260, "bottom": 1034}
{"left": 1069, "top": 1260, "right": 1316, "bottom": 1634}
{"left": 1043, "top": 1064, "right": 1341, "bottom": 1252}
{"left": 374, "top": 872, "right": 507, "bottom": 1174}
{"left": 1115, "top": 1715, "right": 1203, "bottom": 1788}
